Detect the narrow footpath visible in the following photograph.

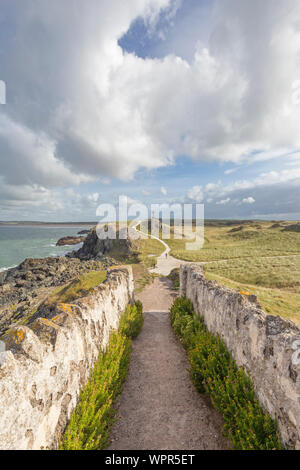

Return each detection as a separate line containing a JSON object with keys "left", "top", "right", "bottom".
{"left": 109, "top": 277, "right": 228, "bottom": 450}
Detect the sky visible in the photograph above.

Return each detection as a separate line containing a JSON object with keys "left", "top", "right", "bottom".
{"left": 1, "top": 0, "right": 300, "bottom": 221}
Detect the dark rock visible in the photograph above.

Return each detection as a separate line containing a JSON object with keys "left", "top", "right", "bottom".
{"left": 56, "top": 236, "right": 86, "bottom": 246}
{"left": 289, "top": 364, "right": 298, "bottom": 383}
{"left": 0, "top": 256, "right": 106, "bottom": 336}
{"left": 74, "top": 227, "right": 133, "bottom": 260}
{"left": 16, "top": 281, "right": 27, "bottom": 288}
{"left": 23, "top": 272, "right": 33, "bottom": 281}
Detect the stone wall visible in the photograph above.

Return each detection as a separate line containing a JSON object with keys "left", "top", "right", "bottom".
{"left": 0, "top": 267, "right": 134, "bottom": 450}
{"left": 180, "top": 264, "right": 300, "bottom": 449}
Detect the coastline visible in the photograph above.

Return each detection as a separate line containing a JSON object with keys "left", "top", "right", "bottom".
{"left": 0, "top": 222, "right": 97, "bottom": 227}
{"left": 0, "top": 265, "right": 17, "bottom": 273}
{"left": 0, "top": 225, "right": 92, "bottom": 271}
{"left": 0, "top": 244, "right": 84, "bottom": 273}
{"left": 0, "top": 228, "right": 120, "bottom": 339}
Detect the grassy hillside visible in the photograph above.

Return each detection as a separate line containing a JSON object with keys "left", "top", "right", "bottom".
{"left": 166, "top": 221, "right": 300, "bottom": 325}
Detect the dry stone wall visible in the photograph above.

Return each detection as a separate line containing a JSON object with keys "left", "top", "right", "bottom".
{"left": 0, "top": 267, "right": 134, "bottom": 450}
{"left": 180, "top": 264, "right": 300, "bottom": 449}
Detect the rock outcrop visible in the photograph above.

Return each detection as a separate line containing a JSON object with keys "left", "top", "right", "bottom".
{"left": 180, "top": 264, "right": 300, "bottom": 449}
{"left": 56, "top": 236, "right": 86, "bottom": 246}
{"left": 0, "top": 266, "right": 134, "bottom": 450}
{"left": 0, "top": 258, "right": 108, "bottom": 337}
{"left": 74, "top": 227, "right": 133, "bottom": 260}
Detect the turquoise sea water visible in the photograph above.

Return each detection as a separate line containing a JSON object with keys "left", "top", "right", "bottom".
{"left": 0, "top": 225, "right": 92, "bottom": 271}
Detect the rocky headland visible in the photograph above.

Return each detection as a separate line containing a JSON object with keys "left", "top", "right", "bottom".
{"left": 0, "top": 227, "right": 129, "bottom": 338}
{"left": 72, "top": 226, "right": 133, "bottom": 260}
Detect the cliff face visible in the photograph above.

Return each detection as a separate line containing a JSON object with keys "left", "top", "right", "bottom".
{"left": 0, "top": 267, "right": 134, "bottom": 450}
{"left": 74, "top": 227, "right": 133, "bottom": 260}
{"left": 180, "top": 264, "right": 300, "bottom": 449}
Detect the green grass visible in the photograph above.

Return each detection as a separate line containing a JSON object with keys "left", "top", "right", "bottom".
{"left": 168, "top": 224, "right": 300, "bottom": 262}
{"left": 133, "top": 237, "right": 164, "bottom": 268}
{"left": 166, "top": 221, "right": 300, "bottom": 324}
{"left": 60, "top": 301, "right": 143, "bottom": 450}
{"left": 131, "top": 263, "right": 156, "bottom": 293}
{"left": 170, "top": 297, "right": 284, "bottom": 450}
{"left": 204, "top": 272, "right": 300, "bottom": 326}
{"left": 204, "top": 255, "right": 300, "bottom": 289}
{"left": 109, "top": 235, "right": 164, "bottom": 268}
{"left": 44, "top": 270, "right": 107, "bottom": 307}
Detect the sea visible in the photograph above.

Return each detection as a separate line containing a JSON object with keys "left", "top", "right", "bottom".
{"left": 0, "top": 225, "right": 92, "bottom": 272}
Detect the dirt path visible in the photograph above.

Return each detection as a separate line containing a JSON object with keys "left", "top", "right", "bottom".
{"left": 109, "top": 278, "right": 228, "bottom": 450}
{"left": 132, "top": 222, "right": 193, "bottom": 276}
{"left": 150, "top": 253, "right": 185, "bottom": 276}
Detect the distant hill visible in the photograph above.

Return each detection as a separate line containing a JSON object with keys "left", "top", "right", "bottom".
{"left": 0, "top": 221, "right": 97, "bottom": 226}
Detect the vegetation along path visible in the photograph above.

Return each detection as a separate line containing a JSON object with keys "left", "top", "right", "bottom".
{"left": 109, "top": 277, "right": 228, "bottom": 450}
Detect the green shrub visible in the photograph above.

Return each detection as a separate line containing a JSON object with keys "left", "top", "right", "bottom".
{"left": 60, "top": 302, "right": 143, "bottom": 450}
{"left": 119, "top": 300, "right": 143, "bottom": 339}
{"left": 170, "top": 297, "right": 284, "bottom": 450}
{"left": 170, "top": 297, "right": 194, "bottom": 325}
{"left": 167, "top": 268, "right": 180, "bottom": 290}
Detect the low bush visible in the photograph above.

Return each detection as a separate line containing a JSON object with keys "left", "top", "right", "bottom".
{"left": 167, "top": 268, "right": 180, "bottom": 290}
{"left": 119, "top": 300, "right": 144, "bottom": 339}
{"left": 60, "top": 301, "right": 143, "bottom": 450}
{"left": 170, "top": 297, "right": 284, "bottom": 450}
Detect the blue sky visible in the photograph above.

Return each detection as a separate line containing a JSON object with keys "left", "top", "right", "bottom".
{"left": 119, "top": 0, "right": 213, "bottom": 61}
{"left": 1, "top": 0, "right": 300, "bottom": 221}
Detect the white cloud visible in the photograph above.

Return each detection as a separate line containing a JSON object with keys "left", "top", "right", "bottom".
{"left": 87, "top": 193, "right": 100, "bottom": 203}
{"left": 0, "top": 114, "right": 91, "bottom": 187}
{"left": 201, "top": 167, "right": 300, "bottom": 203}
{"left": 0, "top": 0, "right": 175, "bottom": 188}
{"left": 224, "top": 168, "right": 239, "bottom": 175}
{"left": 161, "top": 186, "right": 168, "bottom": 195}
{"left": 1, "top": 0, "right": 300, "bottom": 192}
{"left": 217, "top": 198, "right": 230, "bottom": 205}
{"left": 242, "top": 197, "right": 255, "bottom": 204}
{"left": 205, "top": 183, "right": 220, "bottom": 192}
{"left": 119, "top": 195, "right": 141, "bottom": 205}
{"left": 2, "top": 0, "right": 300, "bottom": 220}
{"left": 186, "top": 185, "right": 203, "bottom": 202}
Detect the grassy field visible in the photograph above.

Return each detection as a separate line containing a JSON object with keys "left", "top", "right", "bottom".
{"left": 134, "top": 237, "right": 164, "bottom": 268}
{"left": 165, "top": 221, "right": 300, "bottom": 325}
